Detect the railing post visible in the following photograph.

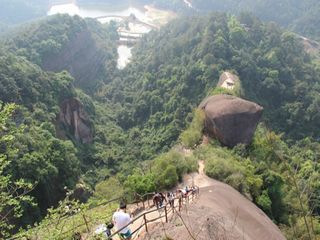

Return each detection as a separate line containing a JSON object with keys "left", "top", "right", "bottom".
{"left": 82, "top": 214, "right": 90, "bottom": 232}
{"left": 164, "top": 205, "right": 168, "bottom": 223}
{"left": 172, "top": 199, "right": 175, "bottom": 213}
{"left": 143, "top": 214, "right": 148, "bottom": 232}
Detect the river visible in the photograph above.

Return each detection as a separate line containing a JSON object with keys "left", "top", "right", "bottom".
{"left": 47, "top": 2, "right": 175, "bottom": 69}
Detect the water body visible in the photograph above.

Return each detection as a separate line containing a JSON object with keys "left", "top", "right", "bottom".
{"left": 47, "top": 2, "right": 152, "bottom": 69}
{"left": 48, "top": 4, "right": 147, "bottom": 22}
{"left": 117, "top": 45, "right": 132, "bottom": 69}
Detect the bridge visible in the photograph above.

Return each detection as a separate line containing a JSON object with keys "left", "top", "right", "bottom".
{"left": 94, "top": 14, "right": 158, "bottom": 30}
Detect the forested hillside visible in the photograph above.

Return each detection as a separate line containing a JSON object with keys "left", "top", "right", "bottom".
{"left": 1, "top": 8, "right": 320, "bottom": 239}
{"left": 189, "top": 0, "right": 320, "bottom": 40}
{"left": 0, "top": 15, "right": 119, "bottom": 236}
{"left": 108, "top": 13, "right": 320, "bottom": 143}
{"left": 3, "top": 14, "right": 118, "bottom": 93}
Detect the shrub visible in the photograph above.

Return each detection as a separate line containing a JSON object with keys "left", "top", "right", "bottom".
{"left": 180, "top": 109, "right": 205, "bottom": 148}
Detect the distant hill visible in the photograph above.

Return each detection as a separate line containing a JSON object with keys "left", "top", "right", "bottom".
{"left": 189, "top": 0, "right": 320, "bottom": 40}
{"left": 0, "top": 0, "right": 50, "bottom": 24}
{"left": 3, "top": 14, "right": 118, "bottom": 93}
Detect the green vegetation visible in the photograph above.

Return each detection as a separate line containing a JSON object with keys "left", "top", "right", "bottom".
{"left": 190, "top": 0, "right": 320, "bottom": 40}
{"left": 180, "top": 109, "right": 205, "bottom": 148}
{"left": 0, "top": 8, "right": 320, "bottom": 239}
{"left": 4, "top": 15, "right": 118, "bottom": 93}
{"left": 0, "top": 103, "right": 34, "bottom": 238}
{"left": 106, "top": 13, "right": 320, "bottom": 144}
{"left": 16, "top": 192, "right": 118, "bottom": 240}
{"left": 192, "top": 125, "right": 320, "bottom": 238}
{"left": 123, "top": 149, "right": 197, "bottom": 196}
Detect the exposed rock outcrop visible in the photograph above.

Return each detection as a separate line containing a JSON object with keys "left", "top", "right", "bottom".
{"left": 298, "top": 35, "right": 320, "bottom": 56}
{"left": 199, "top": 94, "right": 263, "bottom": 147}
{"left": 58, "top": 98, "right": 93, "bottom": 144}
{"left": 217, "top": 71, "right": 240, "bottom": 90}
{"left": 70, "top": 182, "right": 92, "bottom": 203}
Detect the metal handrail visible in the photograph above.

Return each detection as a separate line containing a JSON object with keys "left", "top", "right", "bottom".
{"left": 7, "top": 197, "right": 125, "bottom": 240}
{"left": 9, "top": 186, "right": 200, "bottom": 240}
{"left": 108, "top": 186, "right": 200, "bottom": 239}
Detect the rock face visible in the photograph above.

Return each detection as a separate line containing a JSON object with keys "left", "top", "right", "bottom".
{"left": 70, "top": 182, "right": 92, "bottom": 203}
{"left": 58, "top": 98, "right": 93, "bottom": 144}
{"left": 217, "top": 71, "right": 240, "bottom": 90}
{"left": 41, "top": 29, "right": 108, "bottom": 92}
{"left": 199, "top": 94, "right": 263, "bottom": 147}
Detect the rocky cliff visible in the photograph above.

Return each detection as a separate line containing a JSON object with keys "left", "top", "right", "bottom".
{"left": 217, "top": 71, "right": 240, "bottom": 90}
{"left": 199, "top": 94, "right": 263, "bottom": 147}
{"left": 41, "top": 28, "right": 108, "bottom": 92}
{"left": 57, "top": 98, "right": 93, "bottom": 144}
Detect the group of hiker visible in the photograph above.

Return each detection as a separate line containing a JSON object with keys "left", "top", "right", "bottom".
{"left": 153, "top": 185, "right": 197, "bottom": 209}
{"left": 100, "top": 186, "right": 197, "bottom": 239}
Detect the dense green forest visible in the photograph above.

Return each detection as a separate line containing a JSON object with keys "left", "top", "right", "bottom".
{"left": 112, "top": 13, "right": 320, "bottom": 142}
{"left": 0, "top": 15, "right": 118, "bottom": 237}
{"left": 1, "top": 0, "right": 320, "bottom": 41}
{"left": 0, "top": 5, "right": 320, "bottom": 240}
{"left": 189, "top": 0, "right": 320, "bottom": 40}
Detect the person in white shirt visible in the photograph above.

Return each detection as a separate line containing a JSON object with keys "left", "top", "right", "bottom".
{"left": 112, "top": 202, "right": 132, "bottom": 240}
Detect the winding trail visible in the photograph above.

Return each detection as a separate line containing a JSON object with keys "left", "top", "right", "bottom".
{"left": 143, "top": 160, "right": 286, "bottom": 240}
{"left": 102, "top": 158, "right": 286, "bottom": 240}
{"left": 180, "top": 160, "right": 214, "bottom": 188}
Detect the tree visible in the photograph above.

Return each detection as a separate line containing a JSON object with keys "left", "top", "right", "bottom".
{"left": 0, "top": 103, "right": 34, "bottom": 238}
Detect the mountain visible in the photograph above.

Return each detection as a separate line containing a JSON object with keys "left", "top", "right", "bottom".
{"left": 109, "top": 13, "right": 320, "bottom": 143}
{"left": 189, "top": 0, "right": 320, "bottom": 40}
{"left": 0, "top": 15, "right": 118, "bottom": 234}
{"left": 3, "top": 14, "right": 118, "bottom": 93}
{"left": 0, "top": 8, "right": 320, "bottom": 240}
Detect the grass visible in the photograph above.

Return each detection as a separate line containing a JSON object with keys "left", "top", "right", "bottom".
{"left": 15, "top": 201, "right": 118, "bottom": 240}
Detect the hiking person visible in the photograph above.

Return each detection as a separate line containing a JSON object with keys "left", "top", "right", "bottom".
{"left": 159, "top": 192, "right": 166, "bottom": 207}
{"left": 153, "top": 192, "right": 162, "bottom": 208}
{"left": 105, "top": 222, "right": 114, "bottom": 239}
{"left": 167, "top": 192, "right": 174, "bottom": 207}
{"left": 112, "top": 202, "right": 132, "bottom": 240}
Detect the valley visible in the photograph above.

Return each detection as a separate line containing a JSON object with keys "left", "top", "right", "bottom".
{"left": 47, "top": 1, "right": 176, "bottom": 68}
{"left": 1, "top": 1, "right": 320, "bottom": 239}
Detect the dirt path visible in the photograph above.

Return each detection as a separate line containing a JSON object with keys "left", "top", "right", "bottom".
{"left": 179, "top": 160, "right": 215, "bottom": 188}
{"left": 143, "top": 161, "right": 286, "bottom": 240}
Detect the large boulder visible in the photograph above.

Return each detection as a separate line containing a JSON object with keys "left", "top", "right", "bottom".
{"left": 199, "top": 94, "right": 263, "bottom": 147}
{"left": 57, "top": 98, "right": 93, "bottom": 144}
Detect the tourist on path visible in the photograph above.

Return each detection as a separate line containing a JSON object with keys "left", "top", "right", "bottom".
{"left": 112, "top": 202, "right": 132, "bottom": 240}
